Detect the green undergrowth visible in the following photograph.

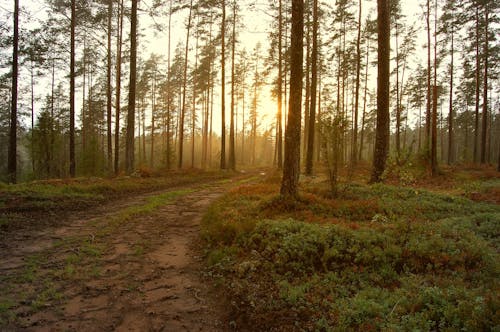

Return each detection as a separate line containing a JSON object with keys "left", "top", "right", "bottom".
{"left": 202, "top": 175, "right": 500, "bottom": 331}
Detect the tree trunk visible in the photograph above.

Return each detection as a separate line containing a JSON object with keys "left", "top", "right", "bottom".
{"left": 395, "top": 23, "right": 401, "bottom": 157}
{"left": 425, "top": 0, "right": 431, "bottom": 157}
{"left": 192, "top": 25, "right": 199, "bottom": 169}
{"left": 277, "top": 0, "right": 283, "bottom": 169}
{"left": 151, "top": 69, "right": 156, "bottom": 168}
{"left": 220, "top": 0, "right": 227, "bottom": 169}
{"left": 166, "top": 0, "right": 172, "bottom": 169}
{"left": 303, "top": 1, "right": 311, "bottom": 160}
{"left": 69, "top": 0, "right": 76, "bottom": 177}
{"left": 431, "top": 0, "right": 438, "bottom": 176}
{"left": 114, "top": 0, "right": 123, "bottom": 175}
{"left": 370, "top": 0, "right": 390, "bottom": 183}
{"left": 359, "top": 37, "right": 369, "bottom": 162}
{"left": 480, "top": 7, "right": 488, "bottom": 164}
{"left": 447, "top": 21, "right": 454, "bottom": 165}
{"left": 125, "top": 0, "right": 138, "bottom": 174}
{"left": 106, "top": 0, "right": 113, "bottom": 173}
{"left": 473, "top": 7, "right": 480, "bottom": 163}
{"left": 8, "top": 0, "right": 19, "bottom": 183}
{"left": 280, "top": 0, "right": 303, "bottom": 198}
{"left": 351, "top": 0, "right": 362, "bottom": 165}
{"left": 305, "top": 0, "right": 318, "bottom": 175}
{"left": 228, "top": 0, "right": 236, "bottom": 170}
{"left": 178, "top": 0, "right": 193, "bottom": 169}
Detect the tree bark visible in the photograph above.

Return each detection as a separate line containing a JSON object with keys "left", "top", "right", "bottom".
{"left": 425, "top": 0, "right": 431, "bottom": 157}
{"left": 277, "top": 0, "right": 283, "bottom": 169}
{"left": 370, "top": 0, "right": 390, "bottom": 183}
{"left": 228, "top": 0, "right": 236, "bottom": 170}
{"left": 8, "top": 0, "right": 19, "bottom": 183}
{"left": 106, "top": 0, "right": 113, "bottom": 173}
{"left": 480, "top": 7, "right": 488, "bottom": 164}
{"left": 114, "top": 0, "right": 124, "bottom": 175}
{"left": 220, "top": 0, "right": 227, "bottom": 169}
{"left": 352, "top": 0, "right": 362, "bottom": 165}
{"left": 473, "top": 7, "right": 480, "bottom": 163}
{"left": 69, "top": 0, "right": 76, "bottom": 177}
{"left": 447, "top": 19, "right": 454, "bottom": 165}
{"left": 305, "top": 0, "right": 318, "bottom": 175}
{"left": 178, "top": 0, "right": 193, "bottom": 169}
{"left": 431, "top": 0, "right": 438, "bottom": 176}
{"left": 280, "top": 0, "right": 303, "bottom": 198}
{"left": 125, "top": 0, "right": 138, "bottom": 174}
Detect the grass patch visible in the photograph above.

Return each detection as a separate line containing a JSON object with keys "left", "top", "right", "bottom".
{"left": 0, "top": 170, "right": 233, "bottom": 233}
{"left": 202, "top": 173, "right": 500, "bottom": 331}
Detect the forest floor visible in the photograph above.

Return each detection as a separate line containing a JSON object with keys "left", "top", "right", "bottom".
{"left": 202, "top": 164, "right": 500, "bottom": 331}
{"left": 0, "top": 171, "right": 260, "bottom": 331}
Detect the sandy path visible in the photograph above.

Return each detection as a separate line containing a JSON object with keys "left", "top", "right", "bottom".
{"left": 0, "top": 179, "right": 243, "bottom": 331}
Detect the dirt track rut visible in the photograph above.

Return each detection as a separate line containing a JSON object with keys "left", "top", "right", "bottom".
{"left": 0, "top": 180, "right": 239, "bottom": 331}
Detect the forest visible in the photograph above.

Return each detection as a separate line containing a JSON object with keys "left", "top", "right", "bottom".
{"left": 0, "top": 0, "right": 499, "bottom": 330}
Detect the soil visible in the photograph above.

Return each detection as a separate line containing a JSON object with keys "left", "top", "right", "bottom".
{"left": 0, "top": 177, "right": 250, "bottom": 331}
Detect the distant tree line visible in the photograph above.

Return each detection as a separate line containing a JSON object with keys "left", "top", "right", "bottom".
{"left": 0, "top": 0, "right": 498, "bottom": 184}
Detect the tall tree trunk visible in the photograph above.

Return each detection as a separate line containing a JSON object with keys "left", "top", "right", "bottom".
{"left": 166, "top": 0, "right": 172, "bottom": 169}
{"left": 228, "top": 0, "right": 236, "bottom": 170}
{"left": 480, "top": 7, "right": 489, "bottom": 164}
{"left": 359, "top": 37, "right": 369, "bottom": 162}
{"left": 277, "top": 0, "right": 283, "bottom": 169}
{"left": 114, "top": 0, "right": 123, "bottom": 175}
{"left": 359, "top": 36, "right": 369, "bottom": 162}
{"left": 395, "top": 23, "right": 401, "bottom": 157}
{"left": 370, "top": 0, "right": 390, "bottom": 183}
{"left": 447, "top": 21, "right": 454, "bottom": 165}
{"left": 8, "top": 0, "right": 19, "bottom": 183}
{"left": 303, "top": 0, "right": 311, "bottom": 160}
{"left": 425, "top": 0, "right": 431, "bottom": 157}
{"left": 69, "top": 0, "right": 76, "bottom": 177}
{"left": 431, "top": 0, "right": 438, "bottom": 176}
{"left": 106, "top": 0, "right": 113, "bottom": 173}
{"left": 280, "top": 0, "right": 303, "bottom": 198}
{"left": 220, "top": 0, "right": 227, "bottom": 169}
{"left": 473, "top": 7, "right": 480, "bottom": 163}
{"left": 151, "top": 69, "right": 156, "bottom": 168}
{"left": 178, "top": 0, "right": 193, "bottom": 169}
{"left": 125, "top": 0, "right": 138, "bottom": 174}
{"left": 351, "top": 0, "right": 362, "bottom": 165}
{"left": 192, "top": 25, "right": 199, "bottom": 169}
{"left": 50, "top": 59, "right": 55, "bottom": 176}
{"left": 305, "top": 0, "right": 318, "bottom": 175}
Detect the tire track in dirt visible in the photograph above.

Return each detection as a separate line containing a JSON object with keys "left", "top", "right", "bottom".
{"left": 0, "top": 177, "right": 255, "bottom": 331}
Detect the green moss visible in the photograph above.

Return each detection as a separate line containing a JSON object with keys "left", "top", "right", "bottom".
{"left": 202, "top": 178, "right": 500, "bottom": 330}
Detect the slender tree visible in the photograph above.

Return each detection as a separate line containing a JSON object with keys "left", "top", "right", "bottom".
{"left": 228, "top": 0, "right": 236, "bottom": 170}
{"left": 178, "top": 0, "right": 194, "bottom": 169}
{"left": 220, "top": 0, "right": 227, "bottom": 169}
{"left": 305, "top": 0, "right": 318, "bottom": 175}
{"left": 106, "top": 0, "right": 113, "bottom": 173}
{"left": 280, "top": 0, "right": 303, "bottom": 198}
{"left": 114, "top": 0, "right": 124, "bottom": 174}
{"left": 69, "top": 0, "right": 76, "bottom": 177}
{"left": 480, "top": 5, "right": 489, "bottom": 164}
{"left": 8, "top": 0, "right": 19, "bottom": 183}
{"left": 431, "top": 0, "right": 438, "bottom": 175}
{"left": 277, "top": 0, "right": 283, "bottom": 169}
{"left": 351, "top": 0, "right": 362, "bottom": 165}
{"left": 125, "top": 0, "right": 138, "bottom": 174}
{"left": 371, "top": 0, "right": 390, "bottom": 183}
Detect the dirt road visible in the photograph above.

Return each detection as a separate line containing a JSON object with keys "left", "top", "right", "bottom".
{"left": 0, "top": 178, "right": 246, "bottom": 331}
